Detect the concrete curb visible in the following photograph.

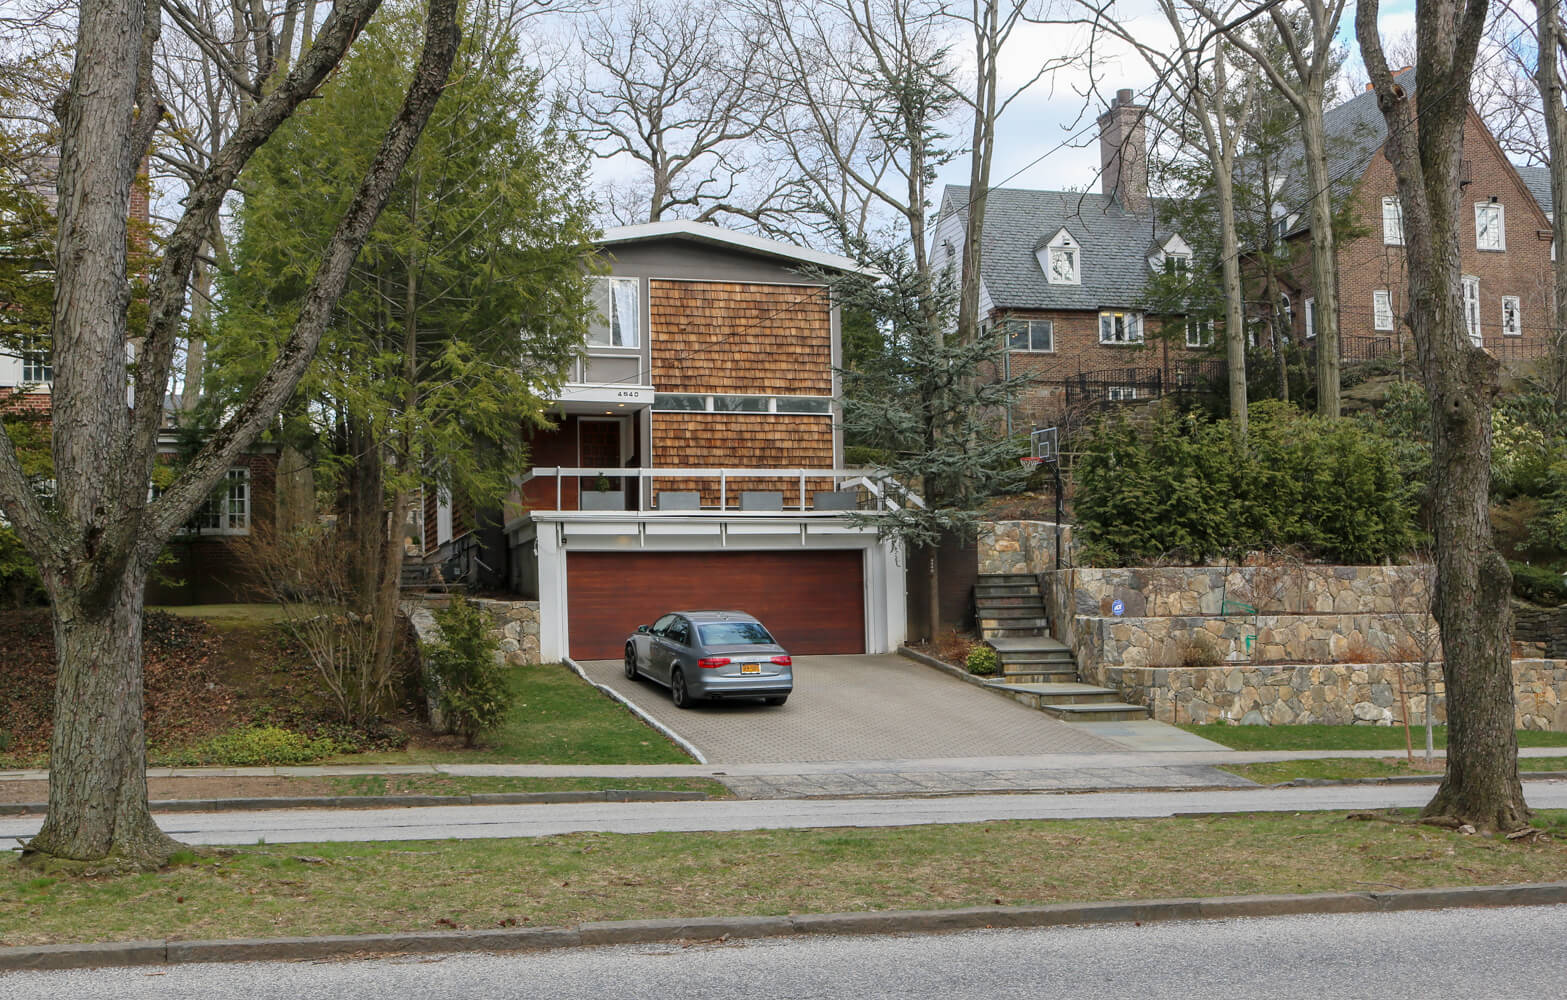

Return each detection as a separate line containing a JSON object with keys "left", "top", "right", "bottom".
{"left": 3, "top": 882, "right": 1564, "bottom": 971}
{"left": 0, "top": 789, "right": 711, "bottom": 817}
{"left": 562, "top": 656, "right": 708, "bottom": 765}
{"left": 897, "top": 645, "right": 991, "bottom": 688}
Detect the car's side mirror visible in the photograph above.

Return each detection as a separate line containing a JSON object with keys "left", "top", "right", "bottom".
{"left": 636, "top": 624, "right": 650, "bottom": 634}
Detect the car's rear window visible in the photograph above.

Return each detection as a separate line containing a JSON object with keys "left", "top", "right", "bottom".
{"left": 697, "top": 622, "right": 775, "bottom": 646}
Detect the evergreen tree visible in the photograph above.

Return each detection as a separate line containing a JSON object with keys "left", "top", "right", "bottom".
{"left": 214, "top": 0, "right": 596, "bottom": 702}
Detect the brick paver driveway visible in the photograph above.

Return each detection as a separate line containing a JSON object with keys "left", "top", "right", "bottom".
{"left": 578, "top": 653, "right": 1123, "bottom": 764}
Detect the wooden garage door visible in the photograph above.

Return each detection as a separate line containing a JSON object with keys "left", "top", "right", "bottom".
{"left": 567, "top": 550, "right": 865, "bottom": 660}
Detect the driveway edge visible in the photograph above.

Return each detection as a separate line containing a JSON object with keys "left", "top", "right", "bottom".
{"left": 563, "top": 656, "right": 708, "bottom": 765}
{"left": 4, "top": 882, "right": 1564, "bottom": 971}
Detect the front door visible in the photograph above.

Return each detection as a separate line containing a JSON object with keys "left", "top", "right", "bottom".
{"left": 578, "top": 417, "right": 626, "bottom": 507}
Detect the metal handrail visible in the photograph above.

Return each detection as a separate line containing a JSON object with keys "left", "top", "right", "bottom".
{"left": 520, "top": 466, "right": 922, "bottom": 513}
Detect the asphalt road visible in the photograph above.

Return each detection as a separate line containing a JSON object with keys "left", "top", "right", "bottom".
{"left": 3, "top": 905, "right": 1564, "bottom": 998}
{"left": 5, "top": 780, "right": 1566, "bottom": 846}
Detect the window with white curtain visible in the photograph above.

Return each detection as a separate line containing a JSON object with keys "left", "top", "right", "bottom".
{"left": 588, "top": 276, "right": 640, "bottom": 348}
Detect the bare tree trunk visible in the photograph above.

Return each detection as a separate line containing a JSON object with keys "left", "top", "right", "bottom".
{"left": 1300, "top": 96, "right": 1341, "bottom": 417}
{"left": 1537, "top": 1, "right": 1567, "bottom": 409}
{"left": 25, "top": 564, "right": 178, "bottom": 865}
{"left": 1358, "top": 0, "right": 1528, "bottom": 833}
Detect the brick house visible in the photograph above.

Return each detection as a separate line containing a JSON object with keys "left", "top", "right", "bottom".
{"left": 488, "top": 221, "right": 908, "bottom": 661}
{"left": 1269, "top": 71, "right": 1555, "bottom": 362}
{"left": 930, "top": 90, "right": 1209, "bottom": 431}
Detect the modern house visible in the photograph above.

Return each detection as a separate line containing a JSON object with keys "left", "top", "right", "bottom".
{"left": 487, "top": 221, "right": 908, "bottom": 662}
{"left": 931, "top": 89, "right": 1208, "bottom": 431}
{"left": 1271, "top": 71, "right": 1556, "bottom": 361}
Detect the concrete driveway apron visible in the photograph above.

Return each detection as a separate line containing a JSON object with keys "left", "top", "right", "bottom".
{"left": 578, "top": 653, "right": 1125, "bottom": 765}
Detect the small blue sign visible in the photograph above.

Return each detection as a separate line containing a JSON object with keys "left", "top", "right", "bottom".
{"left": 1111, "top": 599, "right": 1125, "bottom": 617}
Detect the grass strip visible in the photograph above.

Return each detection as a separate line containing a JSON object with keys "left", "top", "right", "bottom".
{"left": 4, "top": 810, "right": 1565, "bottom": 948}
{"left": 322, "top": 775, "right": 729, "bottom": 798}
{"left": 334, "top": 665, "right": 694, "bottom": 766}
{"left": 1223, "top": 757, "right": 1567, "bottom": 785}
{"left": 1179, "top": 724, "right": 1567, "bottom": 752}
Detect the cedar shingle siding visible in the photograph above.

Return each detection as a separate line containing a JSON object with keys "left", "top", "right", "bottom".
{"left": 652, "top": 412, "right": 834, "bottom": 505}
{"left": 649, "top": 280, "right": 833, "bottom": 396}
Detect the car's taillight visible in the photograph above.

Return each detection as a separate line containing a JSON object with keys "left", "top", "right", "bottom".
{"left": 770, "top": 655, "right": 792, "bottom": 666}
{"left": 697, "top": 657, "right": 730, "bottom": 669}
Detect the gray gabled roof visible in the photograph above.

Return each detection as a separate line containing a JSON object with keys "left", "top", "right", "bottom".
{"left": 1517, "top": 165, "right": 1553, "bottom": 215}
{"left": 940, "top": 185, "right": 1170, "bottom": 312}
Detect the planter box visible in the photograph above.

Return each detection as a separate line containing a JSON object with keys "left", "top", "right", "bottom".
{"left": 580, "top": 491, "right": 625, "bottom": 511}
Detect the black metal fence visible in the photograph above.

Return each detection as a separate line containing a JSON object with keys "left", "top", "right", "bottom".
{"left": 1061, "top": 360, "right": 1227, "bottom": 410}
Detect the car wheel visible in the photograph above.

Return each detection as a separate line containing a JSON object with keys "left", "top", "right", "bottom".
{"left": 670, "top": 667, "right": 694, "bottom": 709}
{"left": 763, "top": 695, "right": 788, "bottom": 706}
{"left": 624, "top": 643, "right": 639, "bottom": 680}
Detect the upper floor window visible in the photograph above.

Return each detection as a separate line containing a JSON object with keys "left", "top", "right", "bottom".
{"left": 1462, "top": 275, "right": 1481, "bottom": 345}
{"left": 1304, "top": 297, "right": 1316, "bottom": 339}
{"left": 1040, "top": 229, "right": 1080, "bottom": 285}
{"left": 1373, "top": 290, "right": 1394, "bottom": 331}
{"left": 1098, "top": 311, "right": 1143, "bottom": 345}
{"left": 1475, "top": 202, "right": 1505, "bottom": 251}
{"left": 1009, "top": 319, "right": 1054, "bottom": 352}
{"left": 589, "top": 276, "right": 640, "bottom": 348}
{"left": 653, "top": 393, "right": 831, "bottom": 414}
{"left": 1278, "top": 293, "right": 1292, "bottom": 332}
{"left": 1502, "top": 295, "right": 1522, "bottom": 337}
{"left": 1382, "top": 197, "right": 1404, "bottom": 245}
{"left": 1164, "top": 255, "right": 1189, "bottom": 275}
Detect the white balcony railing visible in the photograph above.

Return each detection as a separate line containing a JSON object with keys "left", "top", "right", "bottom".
{"left": 520, "top": 466, "right": 924, "bottom": 514}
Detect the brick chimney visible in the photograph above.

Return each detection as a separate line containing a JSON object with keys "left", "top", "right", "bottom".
{"left": 1098, "top": 88, "right": 1148, "bottom": 214}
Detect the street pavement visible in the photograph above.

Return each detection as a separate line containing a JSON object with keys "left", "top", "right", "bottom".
{"left": 5, "top": 904, "right": 1565, "bottom": 998}
{"left": 5, "top": 779, "right": 1564, "bottom": 847}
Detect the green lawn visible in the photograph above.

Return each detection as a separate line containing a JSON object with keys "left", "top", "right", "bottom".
{"left": 323, "top": 774, "right": 727, "bottom": 797}
{"left": 1224, "top": 757, "right": 1567, "bottom": 784}
{"left": 5, "top": 810, "right": 1565, "bottom": 947}
{"left": 1180, "top": 723, "right": 1567, "bottom": 752}
{"left": 336, "top": 664, "right": 694, "bottom": 765}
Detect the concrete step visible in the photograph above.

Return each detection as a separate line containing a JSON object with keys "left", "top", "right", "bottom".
{"left": 1000, "top": 648, "right": 1075, "bottom": 662}
{"left": 987, "top": 636, "right": 1072, "bottom": 654}
{"left": 1038, "top": 702, "right": 1152, "bottom": 723}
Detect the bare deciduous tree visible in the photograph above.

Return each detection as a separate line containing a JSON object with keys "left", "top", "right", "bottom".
{"left": 1357, "top": 0, "right": 1530, "bottom": 833}
{"left": 0, "top": 0, "right": 462, "bottom": 866}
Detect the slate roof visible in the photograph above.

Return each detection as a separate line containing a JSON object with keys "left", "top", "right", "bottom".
{"left": 939, "top": 185, "right": 1170, "bottom": 312}
{"left": 1517, "top": 165, "right": 1553, "bottom": 214}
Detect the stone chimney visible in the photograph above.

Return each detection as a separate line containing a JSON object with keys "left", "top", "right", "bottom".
{"left": 1098, "top": 88, "right": 1148, "bottom": 214}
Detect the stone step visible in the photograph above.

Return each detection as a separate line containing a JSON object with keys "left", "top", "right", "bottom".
{"left": 982, "top": 626, "right": 1052, "bottom": 640}
{"left": 985, "top": 682, "right": 1121, "bottom": 705}
{"left": 999, "top": 669, "right": 1079, "bottom": 685}
{"left": 999, "top": 646, "right": 1075, "bottom": 661}
{"left": 1038, "top": 702, "right": 1152, "bottom": 723}
{"left": 975, "top": 583, "right": 1041, "bottom": 598}
{"left": 978, "top": 614, "right": 1051, "bottom": 629}
{"left": 987, "top": 636, "right": 1072, "bottom": 654}
{"left": 975, "top": 594, "right": 1043, "bottom": 610}
{"left": 976, "top": 573, "right": 1037, "bottom": 584}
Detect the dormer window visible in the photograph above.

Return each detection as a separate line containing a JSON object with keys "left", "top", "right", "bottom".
{"left": 1149, "top": 234, "right": 1192, "bottom": 275}
{"left": 1039, "top": 229, "right": 1080, "bottom": 285}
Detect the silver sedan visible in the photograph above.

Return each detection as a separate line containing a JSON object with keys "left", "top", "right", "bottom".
{"left": 624, "top": 610, "right": 793, "bottom": 708}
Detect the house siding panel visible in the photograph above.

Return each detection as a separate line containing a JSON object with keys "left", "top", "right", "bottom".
{"left": 649, "top": 280, "right": 833, "bottom": 396}
{"left": 651, "top": 411, "right": 834, "bottom": 505}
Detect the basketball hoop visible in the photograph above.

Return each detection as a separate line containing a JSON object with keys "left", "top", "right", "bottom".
{"left": 1019, "top": 456, "right": 1042, "bottom": 472}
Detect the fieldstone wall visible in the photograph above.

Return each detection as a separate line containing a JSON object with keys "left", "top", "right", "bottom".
{"left": 977, "top": 521, "right": 1072, "bottom": 576}
{"left": 1067, "top": 565, "right": 1431, "bottom": 618}
{"left": 468, "top": 598, "right": 542, "bottom": 666}
{"left": 1103, "top": 659, "right": 1567, "bottom": 731}
{"left": 1514, "top": 603, "right": 1567, "bottom": 659}
{"left": 1082, "top": 613, "right": 1428, "bottom": 671}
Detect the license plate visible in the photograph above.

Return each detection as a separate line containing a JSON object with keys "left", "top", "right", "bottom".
{"left": 741, "top": 662, "right": 761, "bottom": 674}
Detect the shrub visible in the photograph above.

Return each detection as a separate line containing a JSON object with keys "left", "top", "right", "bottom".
{"left": 1073, "top": 403, "right": 1416, "bottom": 566}
{"left": 1527, "top": 460, "right": 1567, "bottom": 559}
{"left": 162, "top": 725, "right": 342, "bottom": 766}
{"left": 966, "top": 644, "right": 1000, "bottom": 676}
{"left": 426, "top": 596, "right": 514, "bottom": 746}
{"left": 1510, "top": 561, "right": 1567, "bottom": 607}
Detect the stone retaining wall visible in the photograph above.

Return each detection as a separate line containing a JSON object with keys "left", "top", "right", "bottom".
{"left": 1102, "top": 659, "right": 1567, "bottom": 731}
{"left": 1079, "top": 613, "right": 1428, "bottom": 672}
{"left": 402, "top": 597, "right": 541, "bottom": 667}
{"left": 1515, "top": 603, "right": 1567, "bottom": 659}
{"left": 1066, "top": 565, "right": 1432, "bottom": 618}
{"left": 977, "top": 521, "right": 1071, "bottom": 576}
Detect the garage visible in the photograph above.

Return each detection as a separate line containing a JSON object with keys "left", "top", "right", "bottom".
{"left": 566, "top": 550, "right": 866, "bottom": 659}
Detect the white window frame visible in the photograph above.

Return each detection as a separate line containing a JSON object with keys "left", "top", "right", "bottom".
{"left": 1184, "top": 317, "right": 1212, "bottom": 348}
{"left": 1373, "top": 290, "right": 1394, "bottom": 332}
{"left": 1502, "top": 295, "right": 1522, "bottom": 337}
{"left": 588, "top": 275, "right": 640, "bottom": 349}
{"left": 1106, "top": 385, "right": 1139, "bottom": 402}
{"left": 1304, "top": 297, "right": 1316, "bottom": 339}
{"left": 1042, "top": 229, "right": 1080, "bottom": 285}
{"left": 1278, "top": 293, "right": 1292, "bottom": 334}
{"left": 20, "top": 333, "right": 50, "bottom": 384}
{"left": 1382, "top": 196, "right": 1404, "bottom": 246}
{"left": 187, "top": 467, "right": 251, "bottom": 536}
{"left": 1475, "top": 201, "right": 1505, "bottom": 252}
{"left": 1008, "top": 319, "right": 1054, "bottom": 353}
{"left": 1462, "top": 275, "right": 1482, "bottom": 345}
{"left": 1098, "top": 311, "right": 1143, "bottom": 345}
